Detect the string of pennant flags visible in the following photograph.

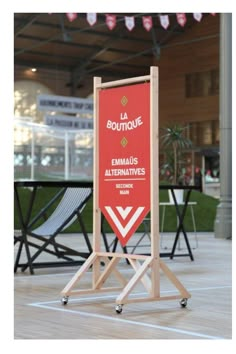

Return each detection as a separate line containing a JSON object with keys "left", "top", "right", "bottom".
{"left": 53, "top": 13, "right": 216, "bottom": 31}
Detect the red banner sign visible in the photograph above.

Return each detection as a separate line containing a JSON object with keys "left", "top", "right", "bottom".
{"left": 142, "top": 16, "right": 153, "bottom": 31}
{"left": 99, "top": 83, "right": 150, "bottom": 246}
{"left": 106, "top": 14, "right": 116, "bottom": 30}
{"left": 176, "top": 13, "right": 187, "bottom": 27}
{"left": 66, "top": 13, "right": 77, "bottom": 22}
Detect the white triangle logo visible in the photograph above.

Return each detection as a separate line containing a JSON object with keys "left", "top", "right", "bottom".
{"left": 105, "top": 206, "right": 145, "bottom": 238}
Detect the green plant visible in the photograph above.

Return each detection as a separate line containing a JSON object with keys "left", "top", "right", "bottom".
{"left": 161, "top": 124, "right": 192, "bottom": 185}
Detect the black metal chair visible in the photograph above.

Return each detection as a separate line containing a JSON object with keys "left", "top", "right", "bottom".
{"left": 14, "top": 187, "right": 93, "bottom": 274}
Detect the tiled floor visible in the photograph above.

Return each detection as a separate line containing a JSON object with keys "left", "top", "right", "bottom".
{"left": 14, "top": 232, "right": 232, "bottom": 341}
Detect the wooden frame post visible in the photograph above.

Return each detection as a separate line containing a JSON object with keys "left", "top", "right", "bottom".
{"left": 61, "top": 67, "right": 191, "bottom": 311}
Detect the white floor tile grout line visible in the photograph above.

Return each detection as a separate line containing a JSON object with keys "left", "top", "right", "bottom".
{"left": 27, "top": 285, "right": 231, "bottom": 340}
{"left": 28, "top": 302, "right": 225, "bottom": 340}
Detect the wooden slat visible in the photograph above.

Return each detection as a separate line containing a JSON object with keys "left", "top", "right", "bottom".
{"left": 61, "top": 252, "right": 97, "bottom": 295}
{"left": 150, "top": 66, "right": 161, "bottom": 298}
{"left": 116, "top": 257, "right": 153, "bottom": 304}
{"left": 160, "top": 259, "right": 191, "bottom": 298}
{"left": 101, "top": 257, "right": 127, "bottom": 286}
{"left": 94, "top": 257, "right": 123, "bottom": 289}
{"left": 92, "top": 76, "right": 102, "bottom": 286}
{"left": 96, "top": 251, "right": 152, "bottom": 260}
{"left": 68, "top": 286, "right": 124, "bottom": 296}
{"left": 97, "top": 74, "right": 150, "bottom": 88}
{"left": 129, "top": 259, "right": 152, "bottom": 294}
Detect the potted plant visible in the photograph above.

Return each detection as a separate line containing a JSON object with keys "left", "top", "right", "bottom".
{"left": 161, "top": 124, "right": 192, "bottom": 203}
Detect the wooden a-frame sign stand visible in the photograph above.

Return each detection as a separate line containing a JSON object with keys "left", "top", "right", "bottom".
{"left": 61, "top": 67, "right": 190, "bottom": 312}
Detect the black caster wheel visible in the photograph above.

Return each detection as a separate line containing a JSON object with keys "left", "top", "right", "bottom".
{"left": 115, "top": 304, "right": 123, "bottom": 314}
{"left": 180, "top": 298, "right": 188, "bottom": 308}
{"left": 61, "top": 296, "right": 69, "bottom": 305}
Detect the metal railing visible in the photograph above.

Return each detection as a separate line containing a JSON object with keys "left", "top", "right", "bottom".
{"left": 14, "top": 118, "right": 94, "bottom": 181}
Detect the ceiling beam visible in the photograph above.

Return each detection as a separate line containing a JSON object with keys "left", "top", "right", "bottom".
{"left": 14, "top": 14, "right": 41, "bottom": 37}
{"left": 14, "top": 13, "right": 185, "bottom": 57}
{"left": 14, "top": 60, "right": 71, "bottom": 72}
{"left": 14, "top": 56, "right": 149, "bottom": 73}
{"left": 70, "top": 23, "right": 144, "bottom": 91}
{"left": 14, "top": 34, "right": 153, "bottom": 57}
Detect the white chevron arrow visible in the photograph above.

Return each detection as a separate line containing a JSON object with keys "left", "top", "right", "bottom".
{"left": 105, "top": 206, "right": 145, "bottom": 238}
{"left": 116, "top": 206, "right": 132, "bottom": 219}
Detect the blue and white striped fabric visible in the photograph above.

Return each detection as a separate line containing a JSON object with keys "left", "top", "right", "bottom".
{"left": 32, "top": 188, "right": 92, "bottom": 237}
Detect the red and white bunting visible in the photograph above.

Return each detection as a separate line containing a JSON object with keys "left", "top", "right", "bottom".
{"left": 159, "top": 15, "right": 170, "bottom": 29}
{"left": 106, "top": 14, "right": 116, "bottom": 30}
{"left": 87, "top": 13, "right": 97, "bottom": 26}
{"left": 142, "top": 16, "right": 153, "bottom": 32}
{"left": 66, "top": 13, "right": 77, "bottom": 22}
{"left": 176, "top": 13, "right": 187, "bottom": 27}
{"left": 193, "top": 13, "right": 203, "bottom": 22}
{"left": 49, "top": 13, "right": 216, "bottom": 32}
{"left": 125, "top": 16, "right": 135, "bottom": 31}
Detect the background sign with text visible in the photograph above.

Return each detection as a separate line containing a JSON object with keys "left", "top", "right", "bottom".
{"left": 37, "top": 94, "right": 93, "bottom": 114}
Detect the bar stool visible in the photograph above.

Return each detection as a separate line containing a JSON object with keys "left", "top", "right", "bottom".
{"left": 160, "top": 190, "right": 198, "bottom": 249}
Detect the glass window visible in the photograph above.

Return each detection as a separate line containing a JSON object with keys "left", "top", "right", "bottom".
{"left": 186, "top": 69, "right": 219, "bottom": 98}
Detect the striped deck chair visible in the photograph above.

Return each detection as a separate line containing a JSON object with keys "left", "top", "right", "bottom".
{"left": 14, "top": 187, "right": 93, "bottom": 274}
